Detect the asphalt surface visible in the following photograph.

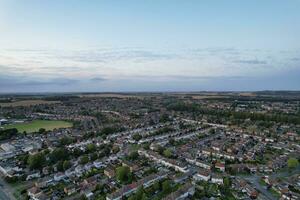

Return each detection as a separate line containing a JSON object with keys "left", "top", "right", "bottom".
{"left": 0, "top": 189, "right": 11, "bottom": 200}
{"left": 0, "top": 177, "right": 15, "bottom": 200}
{"left": 244, "top": 174, "right": 275, "bottom": 200}
{"left": 240, "top": 167, "right": 300, "bottom": 200}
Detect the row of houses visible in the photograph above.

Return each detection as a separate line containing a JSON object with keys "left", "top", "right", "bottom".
{"left": 162, "top": 182, "right": 195, "bottom": 200}
{"left": 106, "top": 172, "right": 168, "bottom": 200}
{"left": 138, "top": 150, "right": 189, "bottom": 173}
{"left": 262, "top": 176, "right": 300, "bottom": 200}
{"left": 193, "top": 169, "right": 224, "bottom": 185}
{"left": 232, "top": 177, "right": 259, "bottom": 199}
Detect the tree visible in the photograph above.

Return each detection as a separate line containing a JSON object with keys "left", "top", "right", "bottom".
{"left": 168, "top": 138, "right": 175, "bottom": 146}
{"left": 157, "top": 145, "right": 165, "bottom": 155}
{"left": 5, "top": 176, "right": 18, "bottom": 184}
{"left": 63, "top": 160, "right": 71, "bottom": 170}
{"left": 160, "top": 113, "right": 170, "bottom": 123}
{"left": 112, "top": 146, "right": 120, "bottom": 154}
{"left": 153, "top": 181, "right": 160, "bottom": 191}
{"left": 79, "top": 195, "right": 88, "bottom": 200}
{"left": 57, "top": 160, "right": 64, "bottom": 171}
{"left": 73, "top": 148, "right": 83, "bottom": 157}
{"left": 288, "top": 158, "right": 299, "bottom": 169}
{"left": 162, "top": 180, "right": 172, "bottom": 195}
{"left": 50, "top": 147, "right": 69, "bottom": 162}
{"left": 38, "top": 128, "right": 46, "bottom": 134}
{"left": 132, "top": 133, "right": 142, "bottom": 141}
{"left": 194, "top": 188, "right": 206, "bottom": 199}
{"left": 222, "top": 177, "right": 231, "bottom": 195}
{"left": 80, "top": 155, "right": 89, "bottom": 165}
{"left": 28, "top": 152, "right": 46, "bottom": 169}
{"left": 207, "top": 184, "right": 218, "bottom": 196}
{"left": 209, "top": 128, "right": 215, "bottom": 134}
{"left": 163, "top": 149, "right": 173, "bottom": 158}
{"left": 0, "top": 128, "right": 18, "bottom": 141}
{"left": 223, "top": 177, "right": 231, "bottom": 188}
{"left": 60, "top": 136, "right": 75, "bottom": 146}
{"left": 19, "top": 154, "right": 29, "bottom": 165}
{"left": 143, "top": 143, "right": 150, "bottom": 150}
{"left": 116, "top": 166, "right": 131, "bottom": 183}
{"left": 90, "top": 152, "right": 98, "bottom": 161}
{"left": 100, "top": 126, "right": 123, "bottom": 136}
{"left": 128, "top": 186, "right": 146, "bottom": 200}
{"left": 94, "top": 184, "right": 104, "bottom": 193}
{"left": 86, "top": 143, "right": 96, "bottom": 152}
{"left": 128, "top": 151, "right": 139, "bottom": 161}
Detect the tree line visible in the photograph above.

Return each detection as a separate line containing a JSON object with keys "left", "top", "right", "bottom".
{"left": 0, "top": 128, "right": 18, "bottom": 141}
{"left": 167, "top": 102, "right": 300, "bottom": 124}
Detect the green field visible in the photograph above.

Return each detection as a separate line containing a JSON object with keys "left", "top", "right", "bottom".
{"left": 3, "top": 120, "right": 73, "bottom": 133}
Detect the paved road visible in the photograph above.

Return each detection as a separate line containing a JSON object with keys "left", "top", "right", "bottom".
{"left": 244, "top": 175, "right": 275, "bottom": 200}
{"left": 270, "top": 167, "right": 300, "bottom": 179}
{"left": 239, "top": 167, "right": 300, "bottom": 200}
{"left": 0, "top": 177, "right": 15, "bottom": 200}
{"left": 0, "top": 188, "right": 11, "bottom": 200}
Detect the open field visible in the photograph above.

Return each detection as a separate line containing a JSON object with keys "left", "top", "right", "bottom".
{"left": 3, "top": 120, "right": 73, "bottom": 133}
{"left": 191, "top": 95, "right": 228, "bottom": 99}
{"left": 79, "top": 93, "right": 145, "bottom": 99}
{"left": 0, "top": 100, "right": 61, "bottom": 107}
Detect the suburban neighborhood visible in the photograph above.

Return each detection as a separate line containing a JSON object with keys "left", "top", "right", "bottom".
{"left": 0, "top": 92, "right": 299, "bottom": 200}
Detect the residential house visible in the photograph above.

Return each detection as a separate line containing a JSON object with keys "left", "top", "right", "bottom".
{"left": 193, "top": 169, "right": 211, "bottom": 182}
{"left": 211, "top": 174, "right": 223, "bottom": 185}
{"left": 162, "top": 182, "right": 195, "bottom": 200}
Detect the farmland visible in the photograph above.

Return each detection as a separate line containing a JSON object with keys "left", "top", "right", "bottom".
{"left": 0, "top": 100, "right": 60, "bottom": 107}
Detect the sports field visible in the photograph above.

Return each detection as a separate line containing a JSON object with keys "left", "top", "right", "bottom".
{"left": 3, "top": 120, "right": 73, "bottom": 133}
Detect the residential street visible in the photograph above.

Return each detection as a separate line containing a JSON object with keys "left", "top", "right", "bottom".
{"left": 244, "top": 174, "right": 275, "bottom": 200}
{"left": 0, "top": 177, "right": 16, "bottom": 200}
{"left": 240, "top": 167, "right": 300, "bottom": 200}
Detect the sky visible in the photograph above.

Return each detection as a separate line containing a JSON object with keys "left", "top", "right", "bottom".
{"left": 0, "top": 0, "right": 300, "bottom": 93}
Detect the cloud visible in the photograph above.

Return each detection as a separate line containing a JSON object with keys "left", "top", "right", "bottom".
{"left": 0, "top": 46, "right": 299, "bottom": 93}
{"left": 290, "top": 57, "right": 300, "bottom": 61}
{"left": 1, "top": 70, "right": 299, "bottom": 93}
{"left": 233, "top": 59, "right": 267, "bottom": 65}
{"left": 0, "top": 75, "right": 79, "bottom": 87}
{"left": 90, "top": 77, "right": 107, "bottom": 82}
{"left": 5, "top": 48, "right": 178, "bottom": 63}
{"left": 191, "top": 47, "right": 239, "bottom": 55}
{"left": 124, "top": 74, "right": 245, "bottom": 81}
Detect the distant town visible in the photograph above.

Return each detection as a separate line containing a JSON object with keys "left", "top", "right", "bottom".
{"left": 0, "top": 91, "right": 299, "bottom": 200}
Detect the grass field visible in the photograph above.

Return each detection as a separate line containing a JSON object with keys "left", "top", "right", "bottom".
{"left": 3, "top": 120, "right": 73, "bottom": 133}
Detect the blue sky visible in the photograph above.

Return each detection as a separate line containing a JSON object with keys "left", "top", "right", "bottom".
{"left": 0, "top": 0, "right": 300, "bottom": 92}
